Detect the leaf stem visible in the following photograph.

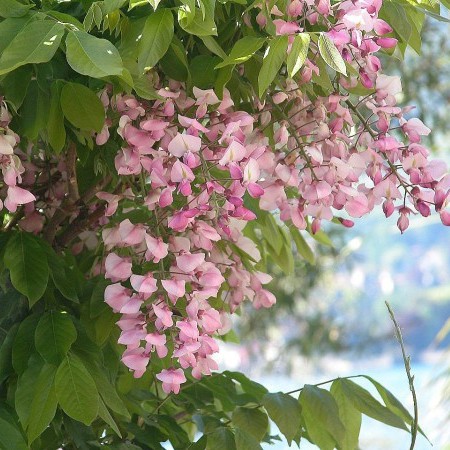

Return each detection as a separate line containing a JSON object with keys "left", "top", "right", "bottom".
{"left": 385, "top": 301, "right": 419, "bottom": 450}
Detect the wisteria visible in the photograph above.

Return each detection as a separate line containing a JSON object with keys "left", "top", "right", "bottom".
{"left": 1, "top": 0, "right": 449, "bottom": 395}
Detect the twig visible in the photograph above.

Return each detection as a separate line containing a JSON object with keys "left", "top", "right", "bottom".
{"left": 43, "top": 142, "right": 80, "bottom": 244}
{"left": 385, "top": 301, "right": 419, "bottom": 450}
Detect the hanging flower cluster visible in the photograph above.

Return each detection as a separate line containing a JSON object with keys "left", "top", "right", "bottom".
{"left": 1, "top": 0, "right": 450, "bottom": 395}
{"left": 99, "top": 37, "right": 450, "bottom": 394}
{"left": 0, "top": 102, "right": 36, "bottom": 216}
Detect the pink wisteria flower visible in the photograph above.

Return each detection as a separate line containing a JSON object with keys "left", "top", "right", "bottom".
{"left": 72, "top": 0, "right": 450, "bottom": 394}
{"left": 156, "top": 368, "right": 187, "bottom": 394}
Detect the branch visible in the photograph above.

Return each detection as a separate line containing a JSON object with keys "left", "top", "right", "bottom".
{"left": 345, "top": 100, "right": 413, "bottom": 196}
{"left": 385, "top": 301, "right": 419, "bottom": 450}
{"left": 56, "top": 174, "right": 114, "bottom": 248}
{"left": 43, "top": 143, "right": 80, "bottom": 244}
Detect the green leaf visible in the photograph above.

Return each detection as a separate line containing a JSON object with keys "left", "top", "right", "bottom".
{"left": 47, "top": 81, "right": 66, "bottom": 154}
{"left": 160, "top": 40, "right": 190, "bottom": 82}
{"left": 258, "top": 35, "right": 288, "bottom": 97}
{"left": 55, "top": 353, "right": 99, "bottom": 425}
{"left": 232, "top": 407, "right": 268, "bottom": 441}
{"left": 45, "top": 246, "right": 79, "bottom": 302}
{"left": 216, "top": 36, "right": 266, "bottom": 68}
{"left": 65, "top": 30, "right": 125, "bottom": 79}
{"left": 83, "top": 359, "right": 130, "bottom": 419}
{"left": 234, "top": 428, "right": 263, "bottom": 450}
{"left": 103, "top": 0, "right": 128, "bottom": 14}
{"left": 0, "top": 324, "right": 19, "bottom": 384}
{"left": 337, "top": 379, "right": 408, "bottom": 431}
{"left": 0, "top": 0, "right": 33, "bottom": 18}
{"left": 35, "top": 311, "right": 77, "bottom": 365}
{"left": 201, "top": 36, "right": 227, "bottom": 58}
{"left": 310, "top": 228, "right": 333, "bottom": 247}
{"left": 379, "top": 2, "right": 412, "bottom": 44}
{"left": 60, "top": 82, "right": 105, "bottom": 132}
{"left": 179, "top": 0, "right": 217, "bottom": 36}
{"left": 287, "top": 33, "right": 310, "bottom": 78}
{"left": 207, "top": 427, "right": 236, "bottom": 450}
{"left": 0, "top": 17, "right": 32, "bottom": 55}
{"left": 223, "top": 371, "right": 268, "bottom": 401}
{"left": 27, "top": 363, "right": 58, "bottom": 444}
{"left": 331, "top": 380, "right": 362, "bottom": 450}
{"left": 12, "top": 313, "right": 40, "bottom": 374}
{"left": 4, "top": 233, "right": 49, "bottom": 307}
{"left": 15, "top": 356, "right": 43, "bottom": 430}
{"left": 289, "top": 226, "right": 315, "bottom": 265}
{"left": 1, "top": 65, "right": 32, "bottom": 112}
{"left": 262, "top": 392, "right": 302, "bottom": 444}
{"left": 98, "top": 398, "right": 122, "bottom": 437}
{"left": 190, "top": 55, "right": 220, "bottom": 88}
{"left": 0, "top": 405, "right": 28, "bottom": 450}
{"left": 214, "top": 65, "right": 234, "bottom": 97}
{"left": 138, "top": 9, "right": 174, "bottom": 72}
{"left": 0, "top": 20, "right": 65, "bottom": 75}
{"left": 189, "top": 436, "right": 207, "bottom": 449}
{"left": 16, "top": 79, "right": 49, "bottom": 140}
{"left": 299, "top": 385, "right": 345, "bottom": 450}
{"left": 149, "top": 0, "right": 162, "bottom": 10}
{"left": 362, "top": 375, "right": 427, "bottom": 439}
{"left": 318, "top": 33, "right": 347, "bottom": 76}
{"left": 311, "top": 56, "right": 333, "bottom": 93}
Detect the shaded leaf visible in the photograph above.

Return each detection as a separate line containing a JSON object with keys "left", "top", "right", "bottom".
{"left": 12, "top": 313, "right": 40, "bottom": 374}
{"left": 4, "top": 233, "right": 49, "bottom": 307}
{"left": 262, "top": 392, "right": 301, "bottom": 444}
{"left": 15, "top": 356, "right": 43, "bottom": 429}
{"left": 258, "top": 35, "right": 288, "bottom": 97}
{"left": 299, "top": 385, "right": 345, "bottom": 450}
{"left": 0, "top": 405, "right": 28, "bottom": 450}
{"left": 0, "top": 20, "right": 65, "bottom": 75}
{"left": 47, "top": 81, "right": 66, "bottom": 154}
{"left": 35, "top": 311, "right": 77, "bottom": 365}
{"left": 337, "top": 379, "right": 408, "bottom": 431}
{"left": 55, "top": 353, "right": 99, "bottom": 425}
{"left": 331, "top": 380, "right": 362, "bottom": 450}
{"left": 66, "top": 30, "right": 125, "bottom": 79}
{"left": 216, "top": 36, "right": 266, "bottom": 68}
{"left": 234, "top": 428, "right": 263, "bottom": 450}
{"left": 27, "top": 364, "right": 58, "bottom": 444}
{"left": 138, "top": 9, "right": 174, "bottom": 72}
{"left": 98, "top": 398, "right": 122, "bottom": 437}
{"left": 207, "top": 427, "right": 236, "bottom": 450}
{"left": 0, "top": 0, "right": 33, "bottom": 18}
{"left": 60, "top": 82, "right": 105, "bottom": 132}
{"left": 232, "top": 407, "right": 268, "bottom": 441}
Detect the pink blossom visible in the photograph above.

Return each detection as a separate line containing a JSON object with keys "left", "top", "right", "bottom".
{"left": 219, "top": 141, "right": 247, "bottom": 166}
{"left": 152, "top": 302, "right": 173, "bottom": 328}
{"left": 402, "top": 118, "right": 431, "bottom": 143}
{"left": 130, "top": 273, "right": 158, "bottom": 296}
{"left": 104, "top": 283, "right": 131, "bottom": 312}
{"left": 176, "top": 252, "right": 205, "bottom": 273}
{"left": 122, "top": 348, "right": 149, "bottom": 378}
{"left": 105, "top": 253, "right": 132, "bottom": 282}
{"left": 5, "top": 186, "right": 35, "bottom": 212}
{"left": 162, "top": 279, "right": 186, "bottom": 301}
{"left": 168, "top": 133, "right": 201, "bottom": 157}
{"left": 145, "top": 333, "right": 168, "bottom": 358}
{"left": 145, "top": 234, "right": 168, "bottom": 262}
{"left": 156, "top": 368, "right": 186, "bottom": 394}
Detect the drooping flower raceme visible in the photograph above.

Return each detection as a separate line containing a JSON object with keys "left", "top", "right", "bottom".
{"left": 2, "top": 0, "right": 450, "bottom": 395}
